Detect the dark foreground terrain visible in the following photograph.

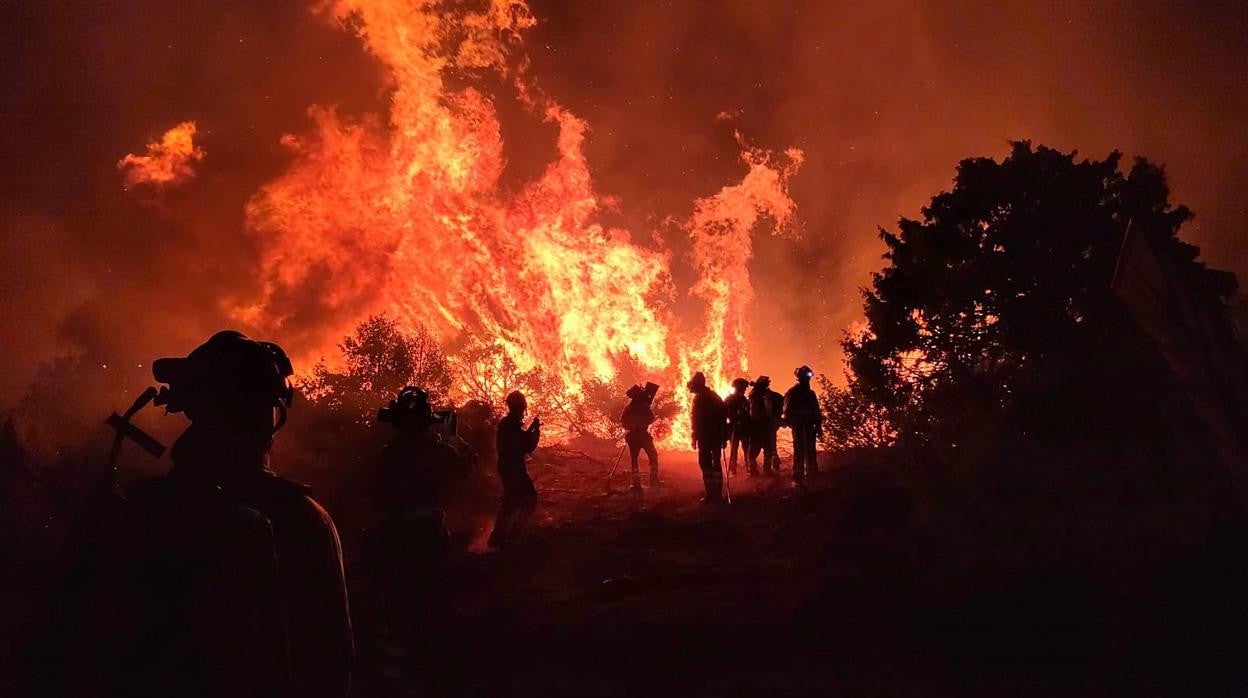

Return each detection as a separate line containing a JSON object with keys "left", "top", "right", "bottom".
{"left": 347, "top": 448, "right": 1248, "bottom": 697}
{"left": 6, "top": 443, "right": 1247, "bottom": 696}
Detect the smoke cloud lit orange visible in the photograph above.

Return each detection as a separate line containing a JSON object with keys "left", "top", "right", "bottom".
{"left": 117, "top": 121, "right": 204, "bottom": 190}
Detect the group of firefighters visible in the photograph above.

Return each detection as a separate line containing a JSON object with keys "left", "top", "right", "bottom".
{"left": 374, "top": 364, "right": 825, "bottom": 570}
{"left": 483, "top": 364, "right": 826, "bottom": 553}
{"left": 620, "top": 366, "right": 824, "bottom": 502}
{"left": 69, "top": 330, "right": 826, "bottom": 696}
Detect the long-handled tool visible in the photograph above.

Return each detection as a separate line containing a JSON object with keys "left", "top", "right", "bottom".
{"left": 101, "top": 387, "right": 166, "bottom": 495}
{"left": 720, "top": 439, "right": 732, "bottom": 504}
{"left": 604, "top": 443, "right": 628, "bottom": 493}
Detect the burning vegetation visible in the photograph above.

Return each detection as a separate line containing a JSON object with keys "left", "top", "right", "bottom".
{"left": 217, "top": 0, "right": 800, "bottom": 447}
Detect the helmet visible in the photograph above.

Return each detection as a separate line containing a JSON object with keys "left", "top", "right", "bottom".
{"left": 626, "top": 384, "right": 644, "bottom": 400}
{"left": 753, "top": 375, "right": 771, "bottom": 388}
{"left": 686, "top": 371, "right": 707, "bottom": 391}
{"left": 153, "top": 330, "right": 294, "bottom": 417}
{"left": 504, "top": 390, "right": 527, "bottom": 412}
{"left": 795, "top": 365, "right": 814, "bottom": 381}
{"left": 377, "top": 386, "right": 433, "bottom": 426}
{"left": 731, "top": 377, "right": 749, "bottom": 390}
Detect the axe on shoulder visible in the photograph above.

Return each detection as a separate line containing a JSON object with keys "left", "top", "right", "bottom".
{"left": 101, "top": 387, "right": 166, "bottom": 494}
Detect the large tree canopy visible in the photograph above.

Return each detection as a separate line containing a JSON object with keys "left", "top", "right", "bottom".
{"left": 846, "top": 142, "right": 1238, "bottom": 450}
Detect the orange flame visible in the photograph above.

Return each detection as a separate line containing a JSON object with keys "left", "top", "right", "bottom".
{"left": 117, "top": 121, "right": 204, "bottom": 190}
{"left": 233, "top": 0, "right": 801, "bottom": 446}
{"left": 669, "top": 138, "right": 803, "bottom": 446}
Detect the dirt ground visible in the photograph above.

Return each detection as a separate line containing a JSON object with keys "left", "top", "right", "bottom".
{"left": 349, "top": 449, "right": 1058, "bottom": 697}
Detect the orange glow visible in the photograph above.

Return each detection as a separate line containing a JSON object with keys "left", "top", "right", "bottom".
{"left": 233, "top": 0, "right": 801, "bottom": 446}
{"left": 670, "top": 138, "right": 802, "bottom": 446}
{"left": 117, "top": 121, "right": 204, "bottom": 190}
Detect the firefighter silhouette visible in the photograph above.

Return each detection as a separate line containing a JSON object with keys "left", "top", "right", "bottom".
{"left": 687, "top": 372, "right": 728, "bottom": 502}
{"left": 783, "top": 365, "right": 822, "bottom": 485}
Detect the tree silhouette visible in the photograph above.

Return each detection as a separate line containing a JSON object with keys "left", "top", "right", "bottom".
{"left": 816, "top": 375, "right": 893, "bottom": 452}
{"left": 846, "top": 142, "right": 1239, "bottom": 449}
{"left": 302, "top": 316, "right": 452, "bottom": 423}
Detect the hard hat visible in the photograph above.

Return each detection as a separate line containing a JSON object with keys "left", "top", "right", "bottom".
{"left": 377, "top": 386, "right": 433, "bottom": 426}
{"left": 153, "top": 330, "right": 293, "bottom": 415}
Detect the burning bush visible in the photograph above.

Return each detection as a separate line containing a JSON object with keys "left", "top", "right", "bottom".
{"left": 450, "top": 338, "right": 527, "bottom": 410}
{"left": 578, "top": 354, "right": 680, "bottom": 444}
{"left": 301, "top": 315, "right": 453, "bottom": 423}
{"left": 449, "top": 338, "right": 679, "bottom": 445}
{"left": 450, "top": 340, "right": 609, "bottom": 444}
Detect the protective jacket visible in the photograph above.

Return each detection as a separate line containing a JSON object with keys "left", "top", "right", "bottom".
{"left": 750, "top": 387, "right": 783, "bottom": 425}
{"left": 783, "top": 383, "right": 822, "bottom": 427}
{"left": 620, "top": 399, "right": 656, "bottom": 435}
{"left": 690, "top": 386, "right": 728, "bottom": 448}
{"left": 496, "top": 413, "right": 539, "bottom": 471}
{"left": 724, "top": 392, "right": 750, "bottom": 433}
{"left": 368, "top": 434, "right": 473, "bottom": 574}
{"left": 121, "top": 438, "right": 353, "bottom": 698}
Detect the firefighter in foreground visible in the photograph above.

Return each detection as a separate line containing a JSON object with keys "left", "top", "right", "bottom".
{"left": 783, "top": 365, "right": 823, "bottom": 485}
{"left": 59, "top": 331, "right": 353, "bottom": 698}
{"left": 489, "top": 390, "right": 541, "bottom": 548}
{"left": 748, "top": 375, "right": 783, "bottom": 475}
{"left": 724, "top": 377, "right": 752, "bottom": 476}
{"left": 687, "top": 371, "right": 728, "bottom": 502}
{"left": 620, "top": 382, "right": 661, "bottom": 490}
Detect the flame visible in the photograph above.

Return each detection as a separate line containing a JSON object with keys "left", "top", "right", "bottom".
{"left": 117, "top": 121, "right": 204, "bottom": 190}
{"left": 233, "top": 0, "right": 802, "bottom": 447}
{"left": 668, "top": 139, "right": 802, "bottom": 446}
